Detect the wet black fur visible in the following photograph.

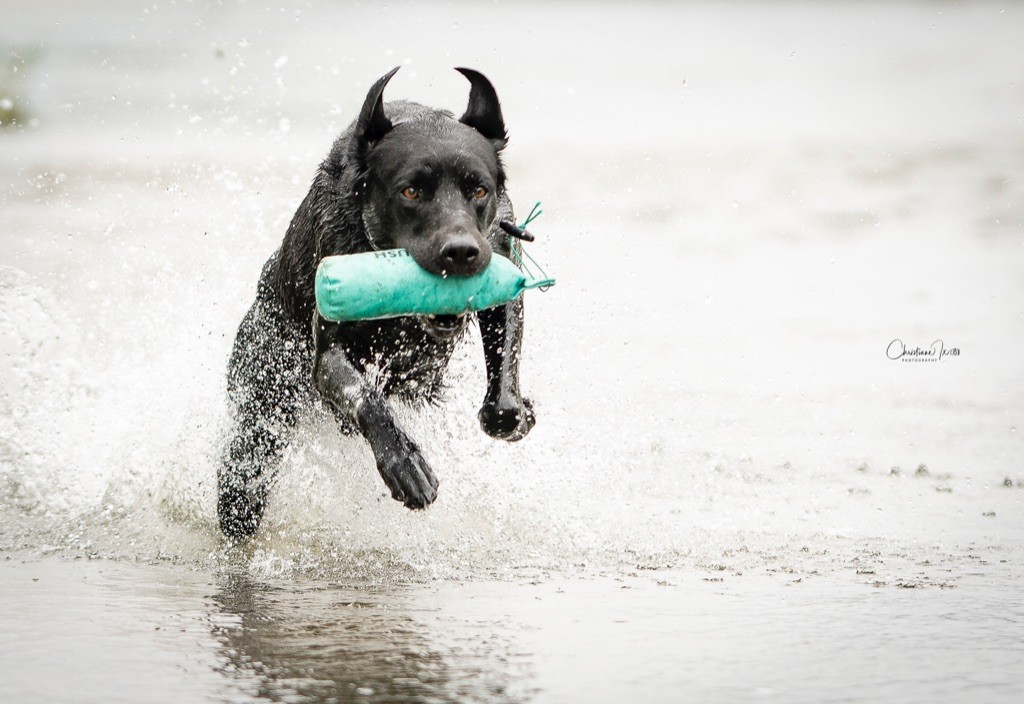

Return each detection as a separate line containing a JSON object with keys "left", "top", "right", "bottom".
{"left": 218, "top": 68, "right": 535, "bottom": 539}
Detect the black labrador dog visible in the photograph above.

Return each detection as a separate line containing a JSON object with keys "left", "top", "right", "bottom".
{"left": 218, "top": 67, "right": 535, "bottom": 539}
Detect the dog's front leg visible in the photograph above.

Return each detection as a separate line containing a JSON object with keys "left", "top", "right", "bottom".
{"left": 315, "top": 346, "right": 439, "bottom": 509}
{"left": 478, "top": 297, "right": 535, "bottom": 441}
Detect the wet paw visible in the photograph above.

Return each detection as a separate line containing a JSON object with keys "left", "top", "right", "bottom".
{"left": 479, "top": 396, "right": 535, "bottom": 442}
{"left": 217, "top": 483, "right": 266, "bottom": 541}
{"left": 377, "top": 439, "right": 439, "bottom": 510}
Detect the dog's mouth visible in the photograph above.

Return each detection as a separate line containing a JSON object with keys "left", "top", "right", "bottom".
{"left": 419, "top": 313, "right": 468, "bottom": 339}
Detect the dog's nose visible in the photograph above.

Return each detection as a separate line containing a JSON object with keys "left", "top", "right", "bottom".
{"left": 440, "top": 236, "right": 480, "bottom": 273}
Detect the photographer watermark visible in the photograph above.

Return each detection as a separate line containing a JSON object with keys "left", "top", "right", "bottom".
{"left": 886, "top": 339, "right": 960, "bottom": 362}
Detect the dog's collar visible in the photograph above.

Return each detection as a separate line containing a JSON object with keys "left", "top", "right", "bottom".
{"left": 360, "top": 200, "right": 387, "bottom": 253}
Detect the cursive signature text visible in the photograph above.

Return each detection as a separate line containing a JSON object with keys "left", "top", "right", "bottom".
{"left": 886, "top": 339, "right": 960, "bottom": 362}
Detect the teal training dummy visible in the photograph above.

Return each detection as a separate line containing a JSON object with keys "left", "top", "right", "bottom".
{"left": 315, "top": 248, "right": 555, "bottom": 323}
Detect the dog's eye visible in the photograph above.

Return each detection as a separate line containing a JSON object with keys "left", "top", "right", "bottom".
{"left": 400, "top": 186, "right": 420, "bottom": 200}
{"left": 472, "top": 186, "right": 488, "bottom": 200}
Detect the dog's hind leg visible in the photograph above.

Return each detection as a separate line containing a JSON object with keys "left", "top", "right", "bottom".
{"left": 218, "top": 412, "right": 291, "bottom": 539}
{"left": 478, "top": 296, "right": 535, "bottom": 441}
{"left": 218, "top": 298, "right": 309, "bottom": 539}
{"left": 315, "top": 345, "right": 439, "bottom": 509}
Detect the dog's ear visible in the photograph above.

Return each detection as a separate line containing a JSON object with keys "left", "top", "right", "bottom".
{"left": 353, "top": 67, "right": 399, "bottom": 160}
{"left": 455, "top": 67, "right": 508, "bottom": 151}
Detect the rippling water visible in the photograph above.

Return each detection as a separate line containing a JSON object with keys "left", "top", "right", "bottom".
{"left": 1, "top": 1, "right": 1022, "bottom": 702}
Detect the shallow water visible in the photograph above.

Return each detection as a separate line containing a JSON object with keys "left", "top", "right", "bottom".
{"left": 2, "top": 0, "right": 1023, "bottom": 701}
{"left": 4, "top": 554, "right": 1023, "bottom": 704}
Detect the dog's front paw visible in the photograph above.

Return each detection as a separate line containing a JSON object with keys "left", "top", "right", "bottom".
{"left": 479, "top": 396, "right": 535, "bottom": 442}
{"left": 376, "top": 439, "right": 439, "bottom": 510}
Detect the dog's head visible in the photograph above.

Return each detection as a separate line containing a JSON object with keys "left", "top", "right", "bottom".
{"left": 352, "top": 68, "right": 507, "bottom": 282}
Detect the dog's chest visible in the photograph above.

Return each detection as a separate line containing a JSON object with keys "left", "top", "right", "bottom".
{"left": 337, "top": 318, "right": 462, "bottom": 397}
